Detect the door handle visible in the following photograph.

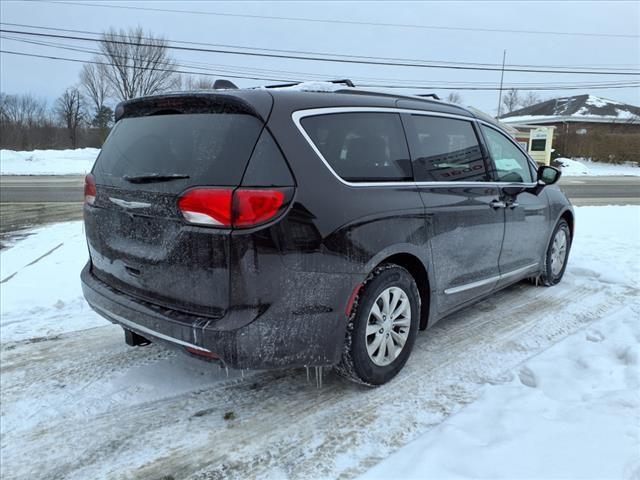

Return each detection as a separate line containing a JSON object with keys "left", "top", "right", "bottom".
{"left": 490, "top": 200, "right": 506, "bottom": 209}
{"left": 507, "top": 201, "right": 520, "bottom": 209}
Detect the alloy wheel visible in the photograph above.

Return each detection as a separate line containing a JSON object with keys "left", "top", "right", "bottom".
{"left": 365, "top": 287, "right": 411, "bottom": 366}
{"left": 550, "top": 229, "right": 568, "bottom": 276}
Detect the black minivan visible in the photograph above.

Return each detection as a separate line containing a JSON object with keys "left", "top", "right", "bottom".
{"left": 81, "top": 83, "right": 573, "bottom": 385}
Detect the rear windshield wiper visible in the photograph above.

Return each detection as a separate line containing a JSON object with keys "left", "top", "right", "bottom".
{"left": 123, "top": 173, "right": 190, "bottom": 184}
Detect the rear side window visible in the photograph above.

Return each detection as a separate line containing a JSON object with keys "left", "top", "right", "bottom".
{"left": 94, "top": 113, "right": 263, "bottom": 191}
{"left": 408, "top": 115, "right": 488, "bottom": 182}
{"left": 300, "top": 112, "right": 411, "bottom": 182}
{"left": 241, "top": 129, "right": 294, "bottom": 187}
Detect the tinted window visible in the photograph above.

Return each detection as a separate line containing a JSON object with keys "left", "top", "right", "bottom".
{"left": 94, "top": 113, "right": 263, "bottom": 191}
{"left": 409, "top": 116, "right": 487, "bottom": 182}
{"left": 300, "top": 113, "right": 411, "bottom": 182}
{"left": 481, "top": 125, "right": 534, "bottom": 183}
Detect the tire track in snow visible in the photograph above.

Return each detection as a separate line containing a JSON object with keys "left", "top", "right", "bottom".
{"left": 1, "top": 275, "right": 635, "bottom": 480}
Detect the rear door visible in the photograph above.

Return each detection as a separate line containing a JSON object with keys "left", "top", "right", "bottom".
{"left": 403, "top": 113, "right": 505, "bottom": 313}
{"left": 479, "top": 124, "right": 549, "bottom": 283}
{"left": 85, "top": 99, "right": 267, "bottom": 317}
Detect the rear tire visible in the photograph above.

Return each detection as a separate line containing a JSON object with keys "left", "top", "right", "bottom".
{"left": 537, "top": 219, "right": 571, "bottom": 286}
{"left": 335, "top": 264, "right": 420, "bottom": 386}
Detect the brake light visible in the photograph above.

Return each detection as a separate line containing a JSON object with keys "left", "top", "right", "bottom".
{"left": 178, "top": 188, "right": 288, "bottom": 228}
{"left": 178, "top": 188, "right": 233, "bottom": 226}
{"left": 84, "top": 174, "right": 96, "bottom": 205}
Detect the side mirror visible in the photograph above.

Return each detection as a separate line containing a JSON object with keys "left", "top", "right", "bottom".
{"left": 537, "top": 165, "right": 561, "bottom": 186}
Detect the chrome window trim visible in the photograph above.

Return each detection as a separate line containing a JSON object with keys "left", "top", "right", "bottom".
{"left": 291, "top": 107, "right": 537, "bottom": 189}
{"left": 109, "top": 197, "right": 152, "bottom": 209}
{"left": 444, "top": 263, "right": 539, "bottom": 295}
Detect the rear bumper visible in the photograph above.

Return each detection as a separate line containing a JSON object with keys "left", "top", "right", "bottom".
{"left": 81, "top": 262, "right": 355, "bottom": 368}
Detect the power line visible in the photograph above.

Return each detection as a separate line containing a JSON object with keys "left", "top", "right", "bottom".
{"left": 2, "top": 28, "right": 639, "bottom": 76}
{"left": 4, "top": 34, "right": 636, "bottom": 89}
{"left": 3, "top": 49, "right": 639, "bottom": 91}
{"left": 3, "top": 21, "right": 639, "bottom": 72}
{"left": 37, "top": 0, "right": 639, "bottom": 39}
{"left": 0, "top": 49, "right": 293, "bottom": 82}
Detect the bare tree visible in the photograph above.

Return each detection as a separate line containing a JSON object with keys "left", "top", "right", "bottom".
{"left": 501, "top": 89, "right": 521, "bottom": 114}
{"left": 0, "top": 93, "right": 48, "bottom": 127}
{"left": 80, "top": 63, "right": 111, "bottom": 115}
{"left": 0, "top": 93, "right": 56, "bottom": 149}
{"left": 446, "top": 92, "right": 463, "bottom": 105}
{"left": 519, "top": 91, "right": 542, "bottom": 108}
{"left": 55, "top": 87, "right": 85, "bottom": 148}
{"left": 98, "top": 27, "right": 178, "bottom": 100}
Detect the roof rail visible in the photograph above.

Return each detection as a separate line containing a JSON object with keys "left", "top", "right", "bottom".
{"left": 415, "top": 93, "right": 441, "bottom": 100}
{"left": 262, "top": 79, "right": 355, "bottom": 89}
{"left": 334, "top": 88, "right": 443, "bottom": 104}
{"left": 330, "top": 79, "right": 355, "bottom": 87}
{"left": 213, "top": 79, "right": 238, "bottom": 90}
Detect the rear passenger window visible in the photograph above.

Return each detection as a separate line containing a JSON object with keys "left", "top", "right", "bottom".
{"left": 300, "top": 113, "right": 411, "bottom": 182}
{"left": 409, "top": 116, "right": 488, "bottom": 182}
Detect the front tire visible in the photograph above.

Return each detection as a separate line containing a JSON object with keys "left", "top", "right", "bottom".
{"left": 336, "top": 264, "right": 420, "bottom": 386}
{"left": 538, "top": 219, "right": 571, "bottom": 286}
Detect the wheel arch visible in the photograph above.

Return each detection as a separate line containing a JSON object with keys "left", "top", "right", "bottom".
{"left": 560, "top": 208, "right": 575, "bottom": 240}
{"left": 373, "top": 252, "right": 430, "bottom": 330}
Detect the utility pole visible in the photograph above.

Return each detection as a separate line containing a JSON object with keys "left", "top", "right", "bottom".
{"left": 497, "top": 49, "right": 507, "bottom": 118}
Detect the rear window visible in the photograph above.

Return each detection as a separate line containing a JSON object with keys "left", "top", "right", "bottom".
{"left": 94, "top": 113, "right": 263, "bottom": 190}
{"left": 409, "top": 115, "right": 488, "bottom": 182}
{"left": 300, "top": 112, "right": 411, "bottom": 182}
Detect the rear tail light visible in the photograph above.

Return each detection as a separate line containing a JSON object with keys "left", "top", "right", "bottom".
{"left": 178, "top": 188, "right": 233, "bottom": 227}
{"left": 178, "top": 187, "right": 289, "bottom": 228}
{"left": 233, "top": 189, "right": 286, "bottom": 228}
{"left": 84, "top": 173, "right": 96, "bottom": 205}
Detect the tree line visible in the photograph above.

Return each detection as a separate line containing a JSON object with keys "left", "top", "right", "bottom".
{"left": 0, "top": 27, "right": 217, "bottom": 151}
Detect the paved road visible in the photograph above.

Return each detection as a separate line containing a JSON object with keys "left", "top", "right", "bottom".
{"left": 0, "top": 175, "right": 638, "bottom": 238}
{"left": 559, "top": 176, "right": 640, "bottom": 205}
{"left": 0, "top": 175, "right": 84, "bottom": 203}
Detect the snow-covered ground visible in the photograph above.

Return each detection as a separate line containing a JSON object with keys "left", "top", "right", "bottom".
{"left": 361, "top": 306, "right": 639, "bottom": 480}
{"left": 0, "top": 148, "right": 99, "bottom": 175}
{"left": 558, "top": 157, "right": 640, "bottom": 177}
{"left": 1, "top": 206, "right": 638, "bottom": 479}
{"left": 0, "top": 222, "right": 104, "bottom": 342}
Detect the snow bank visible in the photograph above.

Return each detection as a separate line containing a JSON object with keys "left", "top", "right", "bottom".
{"left": 557, "top": 157, "right": 591, "bottom": 175}
{"left": 580, "top": 158, "right": 640, "bottom": 176}
{"left": 0, "top": 148, "right": 99, "bottom": 175}
{"left": 557, "top": 157, "right": 640, "bottom": 176}
{"left": 361, "top": 306, "right": 639, "bottom": 480}
{"left": 0, "top": 221, "right": 104, "bottom": 342}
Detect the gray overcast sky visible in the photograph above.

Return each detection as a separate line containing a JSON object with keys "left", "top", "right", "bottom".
{"left": 1, "top": 0, "right": 639, "bottom": 113}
